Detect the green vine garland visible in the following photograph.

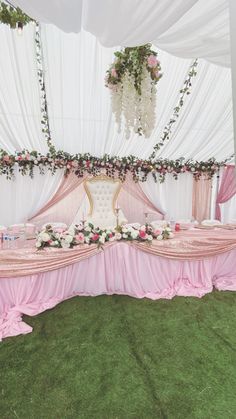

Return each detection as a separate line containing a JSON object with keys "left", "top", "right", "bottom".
{"left": 149, "top": 59, "right": 198, "bottom": 159}
{"left": 0, "top": 1, "right": 32, "bottom": 28}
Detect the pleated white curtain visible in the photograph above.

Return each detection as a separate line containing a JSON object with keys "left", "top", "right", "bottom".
{"left": 12, "top": 0, "right": 229, "bottom": 66}
{"left": 0, "top": 169, "right": 63, "bottom": 226}
{"left": 0, "top": 23, "right": 46, "bottom": 154}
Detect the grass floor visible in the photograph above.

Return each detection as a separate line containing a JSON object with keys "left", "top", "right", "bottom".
{"left": 1, "top": 291, "right": 236, "bottom": 419}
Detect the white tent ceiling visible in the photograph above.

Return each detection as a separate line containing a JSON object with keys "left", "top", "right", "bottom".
{"left": 12, "top": 0, "right": 230, "bottom": 67}
{"left": 0, "top": 22, "right": 233, "bottom": 160}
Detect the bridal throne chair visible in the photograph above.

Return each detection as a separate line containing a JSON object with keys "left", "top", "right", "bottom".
{"left": 84, "top": 175, "right": 127, "bottom": 229}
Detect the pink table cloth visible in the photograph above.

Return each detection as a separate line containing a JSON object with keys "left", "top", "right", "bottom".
{"left": 0, "top": 230, "right": 236, "bottom": 341}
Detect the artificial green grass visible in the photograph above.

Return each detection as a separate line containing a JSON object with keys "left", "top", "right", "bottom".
{"left": 1, "top": 291, "right": 236, "bottom": 419}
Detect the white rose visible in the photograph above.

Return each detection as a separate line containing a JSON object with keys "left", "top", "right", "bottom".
{"left": 147, "top": 235, "right": 153, "bottom": 241}
{"left": 36, "top": 241, "right": 41, "bottom": 248}
{"left": 65, "top": 235, "right": 73, "bottom": 243}
{"left": 140, "top": 225, "right": 146, "bottom": 231}
{"left": 41, "top": 232, "right": 50, "bottom": 242}
{"left": 52, "top": 240, "right": 59, "bottom": 246}
{"left": 122, "top": 233, "right": 128, "bottom": 239}
{"left": 169, "top": 232, "right": 174, "bottom": 238}
{"left": 99, "top": 236, "right": 105, "bottom": 244}
{"left": 61, "top": 241, "right": 70, "bottom": 248}
{"left": 102, "top": 232, "right": 107, "bottom": 237}
{"left": 85, "top": 237, "right": 90, "bottom": 244}
{"left": 115, "top": 233, "right": 122, "bottom": 240}
{"left": 157, "top": 235, "right": 163, "bottom": 241}
{"left": 131, "top": 230, "right": 139, "bottom": 239}
{"left": 122, "top": 227, "right": 128, "bottom": 233}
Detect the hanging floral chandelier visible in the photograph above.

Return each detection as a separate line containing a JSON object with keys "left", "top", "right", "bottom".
{"left": 105, "top": 44, "right": 162, "bottom": 139}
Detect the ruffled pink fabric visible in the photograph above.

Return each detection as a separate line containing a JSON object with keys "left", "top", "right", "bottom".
{"left": 216, "top": 165, "right": 236, "bottom": 220}
{"left": 1, "top": 235, "right": 236, "bottom": 340}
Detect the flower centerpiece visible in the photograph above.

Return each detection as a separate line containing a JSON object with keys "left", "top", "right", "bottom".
{"left": 105, "top": 44, "right": 162, "bottom": 139}
{"left": 36, "top": 222, "right": 173, "bottom": 250}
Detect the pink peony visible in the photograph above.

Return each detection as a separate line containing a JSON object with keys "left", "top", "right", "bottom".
{"left": 92, "top": 233, "right": 99, "bottom": 241}
{"left": 75, "top": 233, "right": 85, "bottom": 243}
{"left": 139, "top": 230, "right": 147, "bottom": 239}
{"left": 147, "top": 55, "right": 157, "bottom": 68}
{"left": 111, "top": 68, "right": 118, "bottom": 78}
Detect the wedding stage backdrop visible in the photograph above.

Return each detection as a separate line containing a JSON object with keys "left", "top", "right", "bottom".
{"left": 1, "top": 229, "right": 236, "bottom": 340}
{"left": 0, "top": 0, "right": 236, "bottom": 345}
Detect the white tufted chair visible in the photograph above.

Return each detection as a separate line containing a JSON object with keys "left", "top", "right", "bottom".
{"left": 84, "top": 175, "right": 127, "bottom": 229}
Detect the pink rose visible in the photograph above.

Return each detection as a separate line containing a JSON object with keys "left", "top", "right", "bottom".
{"left": 3, "top": 155, "right": 10, "bottom": 162}
{"left": 25, "top": 153, "right": 31, "bottom": 160}
{"left": 92, "top": 233, "right": 99, "bottom": 241}
{"left": 154, "top": 229, "right": 161, "bottom": 236}
{"left": 147, "top": 55, "right": 157, "bottom": 68}
{"left": 111, "top": 68, "right": 118, "bottom": 78}
{"left": 75, "top": 233, "right": 85, "bottom": 243}
{"left": 139, "top": 230, "right": 147, "bottom": 239}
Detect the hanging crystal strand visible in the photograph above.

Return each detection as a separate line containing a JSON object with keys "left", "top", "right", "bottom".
{"left": 35, "top": 22, "right": 56, "bottom": 155}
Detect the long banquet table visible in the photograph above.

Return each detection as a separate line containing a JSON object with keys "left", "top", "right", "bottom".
{"left": 0, "top": 229, "right": 236, "bottom": 340}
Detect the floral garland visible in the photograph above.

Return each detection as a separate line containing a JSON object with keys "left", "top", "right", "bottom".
{"left": 149, "top": 59, "right": 198, "bottom": 159}
{"left": 0, "top": 1, "right": 32, "bottom": 28}
{"left": 105, "top": 44, "right": 162, "bottom": 139}
{"left": 36, "top": 222, "right": 173, "bottom": 250}
{"left": 35, "top": 22, "right": 56, "bottom": 154}
{"left": 0, "top": 149, "right": 232, "bottom": 182}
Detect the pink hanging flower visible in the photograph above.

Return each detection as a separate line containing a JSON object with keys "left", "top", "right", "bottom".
{"left": 75, "top": 233, "right": 85, "bottom": 243}
{"left": 147, "top": 55, "right": 157, "bottom": 68}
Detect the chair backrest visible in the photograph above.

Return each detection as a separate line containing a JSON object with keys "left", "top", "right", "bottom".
{"left": 202, "top": 219, "right": 222, "bottom": 226}
{"left": 42, "top": 222, "right": 67, "bottom": 231}
{"left": 84, "top": 175, "right": 127, "bottom": 229}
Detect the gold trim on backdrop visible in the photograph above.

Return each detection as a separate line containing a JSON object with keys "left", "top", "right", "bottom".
{"left": 83, "top": 175, "right": 121, "bottom": 216}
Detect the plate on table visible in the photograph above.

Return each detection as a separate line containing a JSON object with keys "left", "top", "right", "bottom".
{"left": 194, "top": 224, "right": 215, "bottom": 230}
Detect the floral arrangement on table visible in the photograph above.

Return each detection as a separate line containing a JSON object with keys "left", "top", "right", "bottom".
{"left": 105, "top": 44, "right": 162, "bottom": 139}
{"left": 0, "top": 148, "right": 230, "bottom": 182}
{"left": 36, "top": 223, "right": 174, "bottom": 250}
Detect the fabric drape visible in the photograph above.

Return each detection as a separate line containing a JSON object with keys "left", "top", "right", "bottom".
{"left": 192, "top": 176, "right": 212, "bottom": 222}
{"left": 216, "top": 165, "right": 236, "bottom": 220}
{"left": 12, "top": 0, "right": 229, "bottom": 67}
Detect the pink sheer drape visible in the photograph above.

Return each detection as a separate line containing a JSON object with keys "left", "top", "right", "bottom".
{"left": 30, "top": 174, "right": 87, "bottom": 227}
{"left": 29, "top": 172, "right": 164, "bottom": 227}
{"left": 192, "top": 176, "right": 212, "bottom": 222}
{"left": 118, "top": 174, "right": 164, "bottom": 223}
{"left": 216, "top": 166, "right": 236, "bottom": 220}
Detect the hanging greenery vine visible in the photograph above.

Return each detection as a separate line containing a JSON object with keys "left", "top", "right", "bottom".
{"left": 149, "top": 59, "right": 198, "bottom": 160}
{"left": 0, "top": 1, "right": 32, "bottom": 28}
{"left": 0, "top": 148, "right": 232, "bottom": 182}
{"left": 35, "top": 22, "right": 56, "bottom": 155}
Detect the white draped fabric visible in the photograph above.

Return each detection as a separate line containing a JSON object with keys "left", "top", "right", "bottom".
{"left": 0, "top": 23, "right": 233, "bottom": 160}
{"left": 40, "top": 25, "right": 233, "bottom": 160}
{"left": 0, "top": 169, "right": 63, "bottom": 226}
{"left": 0, "top": 24, "right": 46, "bottom": 154}
{"left": 12, "top": 0, "right": 229, "bottom": 67}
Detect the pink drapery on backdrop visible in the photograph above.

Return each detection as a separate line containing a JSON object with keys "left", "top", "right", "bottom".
{"left": 216, "top": 165, "right": 236, "bottom": 220}
{"left": 29, "top": 173, "right": 164, "bottom": 227}
{"left": 192, "top": 176, "right": 212, "bottom": 222}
